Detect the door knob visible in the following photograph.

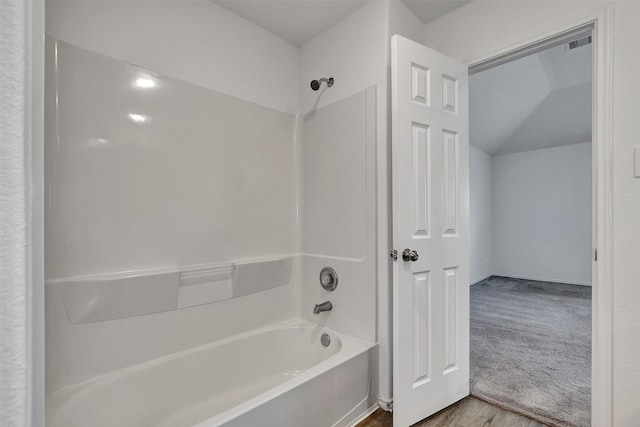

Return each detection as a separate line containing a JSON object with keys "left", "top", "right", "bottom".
{"left": 402, "top": 249, "right": 419, "bottom": 262}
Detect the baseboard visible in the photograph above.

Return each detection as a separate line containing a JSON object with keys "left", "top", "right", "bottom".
{"left": 377, "top": 397, "right": 392, "bottom": 412}
{"left": 344, "top": 403, "right": 380, "bottom": 427}
{"left": 470, "top": 274, "right": 493, "bottom": 285}
{"left": 491, "top": 273, "right": 592, "bottom": 287}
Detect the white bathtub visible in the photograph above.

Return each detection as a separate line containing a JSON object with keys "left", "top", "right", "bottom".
{"left": 46, "top": 320, "right": 376, "bottom": 427}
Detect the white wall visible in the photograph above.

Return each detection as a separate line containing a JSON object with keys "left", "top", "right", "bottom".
{"left": 610, "top": 3, "right": 640, "bottom": 422}
{"left": 493, "top": 143, "right": 592, "bottom": 285}
{"left": 45, "top": 0, "right": 299, "bottom": 114}
{"left": 0, "top": 0, "right": 45, "bottom": 424}
{"left": 424, "top": 2, "right": 640, "bottom": 423}
{"left": 299, "top": 1, "right": 387, "bottom": 113}
{"left": 470, "top": 142, "right": 592, "bottom": 287}
{"left": 469, "top": 146, "right": 493, "bottom": 284}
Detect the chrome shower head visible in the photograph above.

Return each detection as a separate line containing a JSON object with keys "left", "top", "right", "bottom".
{"left": 310, "top": 77, "right": 334, "bottom": 91}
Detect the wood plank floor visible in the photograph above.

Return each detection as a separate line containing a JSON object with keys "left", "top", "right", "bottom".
{"left": 356, "top": 397, "right": 548, "bottom": 427}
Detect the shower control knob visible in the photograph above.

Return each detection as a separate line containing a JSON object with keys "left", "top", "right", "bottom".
{"left": 319, "top": 267, "right": 338, "bottom": 291}
{"left": 402, "top": 249, "right": 419, "bottom": 262}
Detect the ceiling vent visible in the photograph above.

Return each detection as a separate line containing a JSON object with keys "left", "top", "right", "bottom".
{"left": 568, "top": 35, "right": 592, "bottom": 50}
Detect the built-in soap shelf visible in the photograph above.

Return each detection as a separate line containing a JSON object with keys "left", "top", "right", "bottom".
{"left": 55, "top": 257, "right": 292, "bottom": 324}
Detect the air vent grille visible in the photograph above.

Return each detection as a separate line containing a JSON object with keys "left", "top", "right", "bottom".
{"left": 569, "top": 35, "right": 592, "bottom": 50}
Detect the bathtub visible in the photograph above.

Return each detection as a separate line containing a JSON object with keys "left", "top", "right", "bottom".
{"left": 46, "top": 320, "right": 377, "bottom": 427}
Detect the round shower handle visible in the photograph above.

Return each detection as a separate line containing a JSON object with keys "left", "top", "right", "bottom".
{"left": 402, "top": 249, "right": 419, "bottom": 262}
{"left": 319, "top": 267, "right": 338, "bottom": 291}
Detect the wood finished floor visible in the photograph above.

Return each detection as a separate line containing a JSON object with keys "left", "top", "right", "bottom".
{"left": 356, "top": 397, "right": 548, "bottom": 427}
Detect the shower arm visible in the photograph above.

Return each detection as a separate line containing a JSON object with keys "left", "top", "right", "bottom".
{"left": 310, "top": 77, "right": 334, "bottom": 91}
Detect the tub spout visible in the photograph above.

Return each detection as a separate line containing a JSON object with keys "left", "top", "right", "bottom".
{"left": 313, "top": 301, "right": 332, "bottom": 314}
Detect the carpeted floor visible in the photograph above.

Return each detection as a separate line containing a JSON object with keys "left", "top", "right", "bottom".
{"left": 470, "top": 276, "right": 591, "bottom": 427}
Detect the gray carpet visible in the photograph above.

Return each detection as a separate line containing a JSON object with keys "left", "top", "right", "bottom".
{"left": 470, "top": 276, "right": 591, "bottom": 427}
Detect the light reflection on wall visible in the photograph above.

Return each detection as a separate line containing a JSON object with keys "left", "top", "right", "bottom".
{"left": 128, "top": 113, "right": 147, "bottom": 123}
{"left": 135, "top": 77, "right": 155, "bottom": 89}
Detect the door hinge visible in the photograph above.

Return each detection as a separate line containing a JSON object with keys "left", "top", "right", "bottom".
{"left": 595, "top": 248, "right": 598, "bottom": 261}
{"left": 390, "top": 249, "right": 398, "bottom": 261}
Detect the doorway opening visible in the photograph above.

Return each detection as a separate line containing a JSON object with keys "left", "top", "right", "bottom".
{"left": 468, "top": 29, "right": 594, "bottom": 427}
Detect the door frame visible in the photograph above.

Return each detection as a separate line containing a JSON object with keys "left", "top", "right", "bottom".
{"left": 464, "top": 7, "right": 613, "bottom": 426}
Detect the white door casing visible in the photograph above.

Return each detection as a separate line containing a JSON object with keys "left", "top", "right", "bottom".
{"left": 391, "top": 35, "right": 470, "bottom": 427}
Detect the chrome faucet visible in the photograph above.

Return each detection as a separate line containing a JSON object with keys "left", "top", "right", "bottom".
{"left": 313, "top": 301, "right": 332, "bottom": 314}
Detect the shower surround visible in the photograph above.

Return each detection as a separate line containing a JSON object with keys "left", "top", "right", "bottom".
{"left": 45, "top": 31, "right": 378, "bottom": 426}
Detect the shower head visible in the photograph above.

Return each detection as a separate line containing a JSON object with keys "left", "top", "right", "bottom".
{"left": 310, "top": 77, "right": 334, "bottom": 91}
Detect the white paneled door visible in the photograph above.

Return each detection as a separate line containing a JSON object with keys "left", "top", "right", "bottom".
{"left": 391, "top": 35, "right": 470, "bottom": 427}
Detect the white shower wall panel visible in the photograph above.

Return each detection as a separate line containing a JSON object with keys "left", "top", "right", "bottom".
{"left": 301, "top": 90, "right": 369, "bottom": 260}
{"left": 299, "top": 87, "right": 377, "bottom": 344}
{"left": 45, "top": 38, "right": 300, "bottom": 393}
{"left": 46, "top": 39, "right": 297, "bottom": 280}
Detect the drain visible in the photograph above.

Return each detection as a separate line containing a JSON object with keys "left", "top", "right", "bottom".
{"left": 321, "top": 333, "right": 331, "bottom": 347}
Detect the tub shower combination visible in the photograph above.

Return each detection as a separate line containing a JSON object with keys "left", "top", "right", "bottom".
{"left": 47, "top": 258, "right": 374, "bottom": 426}
{"left": 46, "top": 322, "right": 374, "bottom": 427}
{"left": 45, "top": 38, "right": 377, "bottom": 426}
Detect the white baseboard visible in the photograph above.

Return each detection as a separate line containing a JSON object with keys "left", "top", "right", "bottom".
{"left": 345, "top": 404, "right": 380, "bottom": 427}
{"left": 377, "top": 397, "right": 392, "bottom": 412}
{"left": 492, "top": 273, "right": 592, "bottom": 287}
{"left": 470, "top": 274, "right": 493, "bottom": 285}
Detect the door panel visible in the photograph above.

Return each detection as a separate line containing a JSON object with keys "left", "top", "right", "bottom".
{"left": 411, "top": 123, "right": 431, "bottom": 238}
{"left": 392, "top": 34, "right": 470, "bottom": 427}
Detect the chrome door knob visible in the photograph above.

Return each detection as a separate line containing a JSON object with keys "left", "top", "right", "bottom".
{"left": 402, "top": 249, "right": 419, "bottom": 262}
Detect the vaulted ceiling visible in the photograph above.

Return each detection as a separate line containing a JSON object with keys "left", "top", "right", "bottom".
{"left": 470, "top": 40, "right": 592, "bottom": 156}
{"left": 212, "top": 0, "right": 591, "bottom": 157}
{"left": 214, "top": 0, "right": 472, "bottom": 46}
